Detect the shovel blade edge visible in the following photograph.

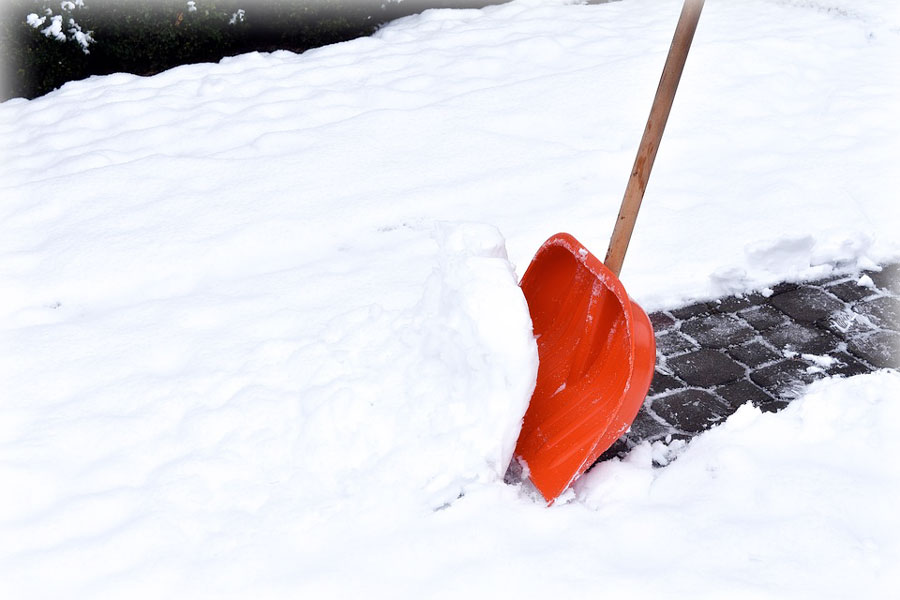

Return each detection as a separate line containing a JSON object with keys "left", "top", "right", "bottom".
{"left": 515, "top": 233, "right": 656, "bottom": 503}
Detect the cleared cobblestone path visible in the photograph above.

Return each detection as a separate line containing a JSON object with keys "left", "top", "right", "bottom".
{"left": 600, "top": 263, "right": 900, "bottom": 461}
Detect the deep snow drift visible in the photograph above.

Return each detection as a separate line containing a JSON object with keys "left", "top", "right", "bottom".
{"left": 1, "top": 0, "right": 898, "bottom": 597}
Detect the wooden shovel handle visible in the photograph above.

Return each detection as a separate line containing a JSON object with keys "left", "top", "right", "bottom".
{"left": 604, "top": 0, "right": 704, "bottom": 277}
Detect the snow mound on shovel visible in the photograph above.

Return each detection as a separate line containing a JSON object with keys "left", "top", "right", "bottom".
{"left": 316, "top": 222, "right": 538, "bottom": 509}
{"left": 0, "top": 218, "right": 538, "bottom": 589}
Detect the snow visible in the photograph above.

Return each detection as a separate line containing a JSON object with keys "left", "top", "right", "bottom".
{"left": 801, "top": 351, "right": 838, "bottom": 371}
{"left": 858, "top": 273, "right": 877, "bottom": 289}
{"left": 1, "top": 0, "right": 898, "bottom": 597}
{"left": 575, "top": 371, "right": 900, "bottom": 597}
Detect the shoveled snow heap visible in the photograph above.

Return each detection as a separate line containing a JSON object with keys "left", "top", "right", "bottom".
{"left": 1, "top": 0, "right": 899, "bottom": 597}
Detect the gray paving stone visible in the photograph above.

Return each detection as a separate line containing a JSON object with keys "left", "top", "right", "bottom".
{"left": 651, "top": 389, "right": 731, "bottom": 434}
{"left": 715, "top": 379, "right": 773, "bottom": 410}
{"left": 824, "top": 351, "right": 873, "bottom": 378}
{"left": 826, "top": 279, "right": 877, "bottom": 303}
{"left": 762, "top": 321, "right": 840, "bottom": 355}
{"left": 626, "top": 409, "right": 672, "bottom": 441}
{"left": 739, "top": 304, "right": 787, "bottom": 331}
{"left": 821, "top": 308, "right": 880, "bottom": 338}
{"left": 750, "top": 358, "right": 825, "bottom": 397}
{"left": 680, "top": 313, "right": 757, "bottom": 349}
{"left": 770, "top": 285, "right": 844, "bottom": 322}
{"left": 649, "top": 311, "right": 676, "bottom": 331}
{"left": 726, "top": 339, "right": 782, "bottom": 368}
{"left": 656, "top": 330, "right": 697, "bottom": 356}
{"left": 667, "top": 349, "right": 746, "bottom": 388}
{"left": 648, "top": 370, "right": 686, "bottom": 396}
{"left": 669, "top": 302, "right": 712, "bottom": 320}
{"left": 710, "top": 292, "right": 768, "bottom": 313}
{"left": 597, "top": 438, "right": 630, "bottom": 462}
{"left": 853, "top": 297, "right": 900, "bottom": 332}
{"left": 770, "top": 282, "right": 800, "bottom": 295}
{"left": 866, "top": 263, "right": 900, "bottom": 293}
{"left": 848, "top": 331, "right": 900, "bottom": 369}
{"left": 757, "top": 399, "right": 790, "bottom": 414}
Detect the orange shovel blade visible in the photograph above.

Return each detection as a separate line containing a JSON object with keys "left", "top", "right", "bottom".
{"left": 515, "top": 233, "right": 656, "bottom": 503}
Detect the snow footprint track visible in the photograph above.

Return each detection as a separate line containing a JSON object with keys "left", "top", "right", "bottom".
{"left": 600, "top": 262, "right": 900, "bottom": 463}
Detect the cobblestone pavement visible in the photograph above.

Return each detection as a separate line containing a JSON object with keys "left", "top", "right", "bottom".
{"left": 599, "top": 263, "right": 900, "bottom": 462}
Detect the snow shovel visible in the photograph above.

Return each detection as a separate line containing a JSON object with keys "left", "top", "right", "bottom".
{"left": 515, "top": 0, "right": 704, "bottom": 503}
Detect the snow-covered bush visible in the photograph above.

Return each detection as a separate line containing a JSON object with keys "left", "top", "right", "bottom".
{"left": 1, "top": 0, "right": 507, "bottom": 101}
{"left": 26, "top": 0, "right": 94, "bottom": 54}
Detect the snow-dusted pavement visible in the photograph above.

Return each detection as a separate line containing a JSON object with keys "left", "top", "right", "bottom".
{"left": 2, "top": 0, "right": 899, "bottom": 597}
{"left": 603, "top": 263, "right": 900, "bottom": 461}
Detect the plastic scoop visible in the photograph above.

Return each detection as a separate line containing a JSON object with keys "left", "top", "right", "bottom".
{"left": 515, "top": 0, "right": 705, "bottom": 503}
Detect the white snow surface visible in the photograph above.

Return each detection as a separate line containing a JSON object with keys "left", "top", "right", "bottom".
{"left": 1, "top": 0, "right": 899, "bottom": 597}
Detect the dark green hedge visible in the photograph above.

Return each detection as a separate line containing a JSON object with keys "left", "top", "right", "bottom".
{"left": 0, "top": 0, "right": 507, "bottom": 102}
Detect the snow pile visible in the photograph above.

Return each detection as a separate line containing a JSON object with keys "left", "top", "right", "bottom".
{"left": 571, "top": 370, "right": 900, "bottom": 597}
{"left": 274, "top": 373, "right": 900, "bottom": 600}
{"left": 0, "top": 219, "right": 537, "bottom": 592}
{"left": 1, "top": 0, "right": 899, "bottom": 597}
